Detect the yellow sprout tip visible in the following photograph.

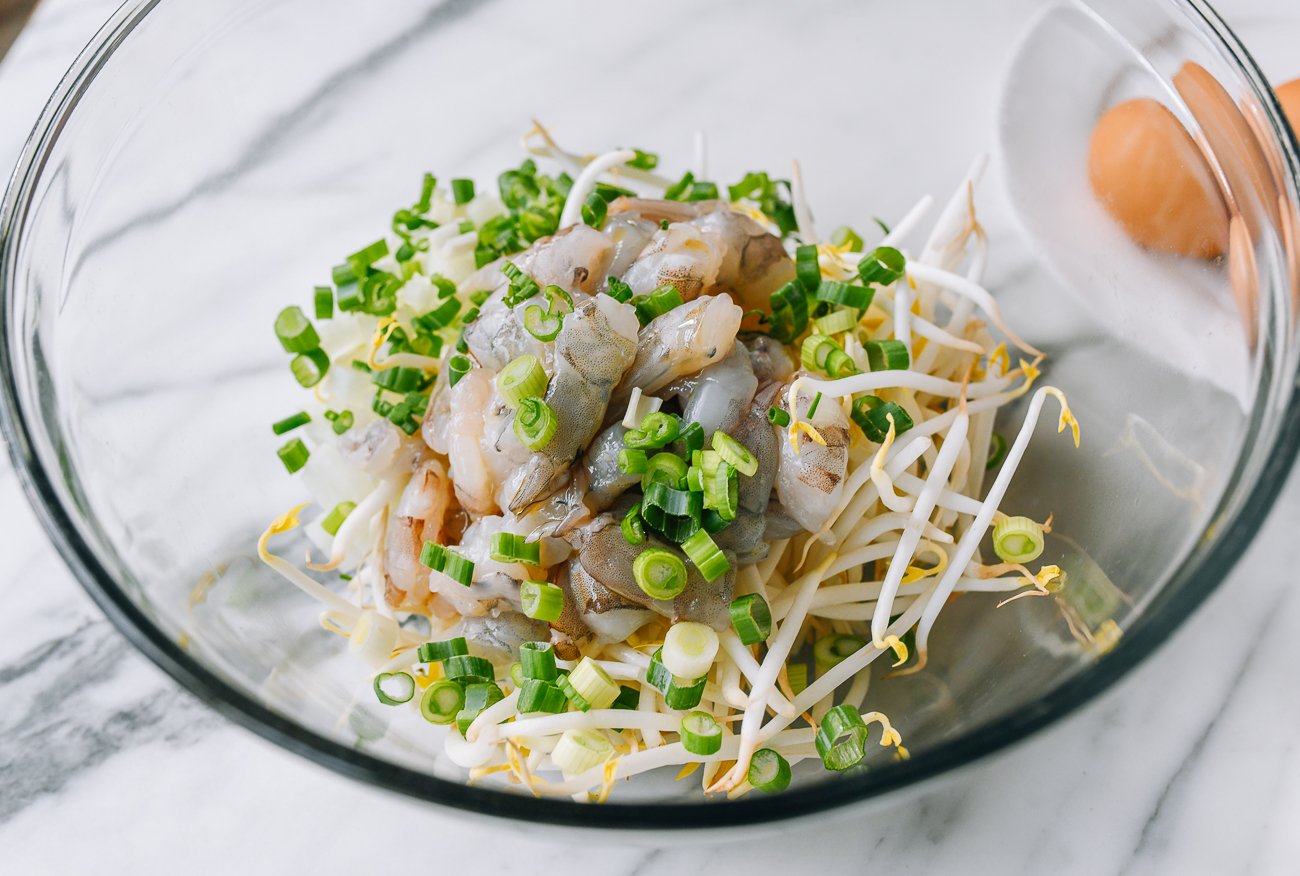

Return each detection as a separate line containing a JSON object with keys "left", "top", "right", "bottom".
{"left": 874, "top": 634, "right": 908, "bottom": 667}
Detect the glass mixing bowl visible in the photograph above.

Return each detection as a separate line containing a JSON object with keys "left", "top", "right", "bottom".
{"left": 3, "top": 0, "right": 1298, "bottom": 831}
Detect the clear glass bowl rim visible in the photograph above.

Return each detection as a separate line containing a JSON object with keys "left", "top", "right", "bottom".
{"left": 3, "top": 0, "right": 1299, "bottom": 831}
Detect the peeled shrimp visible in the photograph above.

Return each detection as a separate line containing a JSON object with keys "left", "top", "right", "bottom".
{"left": 712, "top": 392, "right": 782, "bottom": 562}
{"left": 461, "top": 608, "right": 550, "bottom": 659}
{"left": 613, "top": 294, "right": 743, "bottom": 408}
{"left": 601, "top": 214, "right": 658, "bottom": 281}
{"left": 480, "top": 381, "right": 536, "bottom": 513}
{"left": 444, "top": 367, "right": 499, "bottom": 516}
{"left": 383, "top": 458, "right": 453, "bottom": 611}
{"left": 461, "top": 225, "right": 615, "bottom": 369}
{"left": 619, "top": 221, "right": 722, "bottom": 301}
{"left": 666, "top": 342, "right": 758, "bottom": 439}
{"left": 574, "top": 515, "right": 735, "bottom": 630}
{"left": 610, "top": 198, "right": 795, "bottom": 311}
{"left": 745, "top": 336, "right": 796, "bottom": 386}
{"left": 564, "top": 559, "right": 657, "bottom": 643}
{"left": 773, "top": 379, "right": 851, "bottom": 533}
{"left": 690, "top": 209, "right": 795, "bottom": 313}
{"left": 582, "top": 423, "right": 640, "bottom": 512}
{"left": 507, "top": 296, "right": 638, "bottom": 512}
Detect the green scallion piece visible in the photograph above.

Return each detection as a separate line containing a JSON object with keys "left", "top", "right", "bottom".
{"left": 857, "top": 246, "right": 906, "bottom": 287}
{"left": 496, "top": 354, "right": 548, "bottom": 408}
{"left": 815, "top": 704, "right": 870, "bottom": 771}
{"left": 419, "top": 540, "right": 448, "bottom": 572}
{"left": 314, "top": 286, "right": 334, "bottom": 320}
{"left": 271, "top": 411, "right": 311, "bottom": 435}
{"left": 443, "top": 654, "right": 494, "bottom": 684}
{"left": 680, "top": 711, "right": 723, "bottom": 755}
{"left": 769, "top": 280, "right": 809, "bottom": 344}
{"left": 795, "top": 244, "right": 821, "bottom": 293}
{"left": 441, "top": 551, "right": 475, "bottom": 587}
{"left": 622, "top": 503, "right": 645, "bottom": 545}
{"left": 645, "top": 648, "right": 706, "bottom": 710}
{"left": 624, "top": 411, "right": 681, "bottom": 450}
{"left": 992, "top": 516, "right": 1046, "bottom": 564}
{"left": 664, "top": 171, "right": 695, "bottom": 201}
{"left": 566, "top": 657, "right": 619, "bottom": 710}
{"left": 850, "top": 396, "right": 914, "bottom": 443}
{"left": 986, "top": 432, "right": 1008, "bottom": 470}
{"left": 711, "top": 431, "right": 757, "bottom": 477}
{"left": 680, "top": 529, "right": 729, "bottom": 583}
{"left": 815, "top": 280, "right": 875, "bottom": 311}
{"left": 613, "top": 684, "right": 640, "bottom": 710}
{"left": 729, "top": 594, "right": 772, "bottom": 645}
{"left": 830, "top": 225, "right": 864, "bottom": 251}
{"left": 642, "top": 452, "right": 688, "bottom": 491}
{"left": 518, "top": 678, "right": 567, "bottom": 714}
{"left": 417, "top": 637, "right": 468, "bottom": 663}
{"left": 520, "top": 580, "right": 563, "bottom": 622}
{"left": 523, "top": 304, "right": 563, "bottom": 341}
{"left": 865, "top": 339, "right": 910, "bottom": 371}
{"left": 447, "top": 354, "right": 472, "bottom": 388}
{"left": 289, "top": 348, "right": 330, "bottom": 388}
{"left": 633, "top": 547, "right": 688, "bottom": 600}
{"left": 606, "top": 276, "right": 634, "bottom": 303}
{"left": 814, "top": 307, "right": 858, "bottom": 336}
{"left": 321, "top": 501, "right": 356, "bottom": 536}
{"left": 626, "top": 148, "right": 659, "bottom": 170}
{"left": 520, "top": 641, "right": 558, "bottom": 681}
{"left": 419, "top": 680, "right": 464, "bottom": 725}
{"left": 373, "top": 671, "right": 416, "bottom": 705}
{"left": 276, "top": 438, "right": 309, "bottom": 474}
{"left": 456, "top": 682, "right": 504, "bottom": 735}
{"left": 513, "top": 397, "right": 558, "bottom": 451}
{"left": 767, "top": 407, "right": 791, "bottom": 427}
{"left": 748, "top": 748, "right": 792, "bottom": 793}
{"left": 814, "top": 633, "right": 866, "bottom": 670}
{"left": 702, "top": 461, "right": 738, "bottom": 522}
{"left": 618, "top": 448, "right": 649, "bottom": 476}
{"left": 676, "top": 421, "right": 705, "bottom": 455}
{"left": 806, "top": 391, "right": 823, "bottom": 419}
{"left": 451, "top": 178, "right": 476, "bottom": 205}
{"left": 274, "top": 306, "right": 321, "bottom": 354}
{"left": 347, "top": 239, "right": 388, "bottom": 270}
{"left": 581, "top": 192, "right": 608, "bottom": 228}
{"left": 490, "top": 532, "right": 541, "bottom": 566}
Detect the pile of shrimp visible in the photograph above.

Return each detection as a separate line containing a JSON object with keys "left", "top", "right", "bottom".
{"left": 258, "top": 126, "right": 1082, "bottom": 801}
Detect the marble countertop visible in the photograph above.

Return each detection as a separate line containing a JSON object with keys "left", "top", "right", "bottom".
{"left": 3, "top": 0, "right": 1300, "bottom": 872}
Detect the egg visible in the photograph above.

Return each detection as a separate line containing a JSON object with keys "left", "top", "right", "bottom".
{"left": 1278, "top": 78, "right": 1300, "bottom": 131}
{"left": 1088, "top": 97, "right": 1229, "bottom": 258}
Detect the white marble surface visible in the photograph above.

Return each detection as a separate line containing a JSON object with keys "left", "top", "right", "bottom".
{"left": 3, "top": 0, "right": 1300, "bottom": 872}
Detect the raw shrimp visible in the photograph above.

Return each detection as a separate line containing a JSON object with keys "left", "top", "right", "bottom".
{"left": 338, "top": 420, "right": 422, "bottom": 477}
{"left": 691, "top": 209, "right": 796, "bottom": 313}
{"left": 712, "top": 392, "right": 782, "bottom": 561}
{"left": 480, "top": 381, "right": 536, "bottom": 512}
{"left": 516, "top": 223, "right": 613, "bottom": 296}
{"left": 773, "top": 379, "right": 851, "bottom": 533}
{"left": 613, "top": 295, "right": 744, "bottom": 409}
{"left": 461, "top": 609, "right": 550, "bottom": 659}
{"left": 428, "top": 515, "right": 533, "bottom": 616}
{"left": 507, "top": 296, "right": 638, "bottom": 512}
{"left": 619, "top": 221, "right": 722, "bottom": 301}
{"left": 582, "top": 423, "right": 640, "bottom": 511}
{"left": 745, "top": 336, "right": 796, "bottom": 386}
{"left": 609, "top": 198, "right": 795, "bottom": 311}
{"left": 383, "top": 458, "right": 454, "bottom": 611}
{"left": 564, "top": 559, "right": 657, "bottom": 643}
{"left": 601, "top": 214, "right": 658, "bottom": 281}
{"left": 666, "top": 342, "right": 758, "bottom": 438}
{"left": 443, "top": 368, "right": 499, "bottom": 516}
{"left": 574, "top": 515, "right": 734, "bottom": 629}
{"left": 460, "top": 225, "right": 615, "bottom": 369}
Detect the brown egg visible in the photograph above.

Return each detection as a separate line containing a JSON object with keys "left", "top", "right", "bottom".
{"left": 1278, "top": 79, "right": 1300, "bottom": 131}
{"left": 1088, "top": 98, "right": 1229, "bottom": 258}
